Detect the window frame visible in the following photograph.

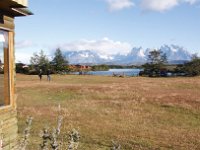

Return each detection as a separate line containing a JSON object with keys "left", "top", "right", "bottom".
{"left": 0, "top": 28, "right": 15, "bottom": 108}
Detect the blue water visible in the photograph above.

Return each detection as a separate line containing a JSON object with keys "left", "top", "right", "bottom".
{"left": 85, "top": 69, "right": 141, "bottom": 76}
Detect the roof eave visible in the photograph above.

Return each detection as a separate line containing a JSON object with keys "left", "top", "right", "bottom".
{"left": 0, "top": 0, "right": 33, "bottom": 17}
{"left": 11, "top": 7, "right": 33, "bottom": 16}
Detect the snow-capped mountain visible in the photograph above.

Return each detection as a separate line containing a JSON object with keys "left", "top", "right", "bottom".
{"left": 110, "top": 47, "right": 146, "bottom": 65}
{"left": 64, "top": 45, "right": 192, "bottom": 65}
{"left": 160, "top": 45, "right": 191, "bottom": 61}
{"left": 64, "top": 50, "right": 108, "bottom": 64}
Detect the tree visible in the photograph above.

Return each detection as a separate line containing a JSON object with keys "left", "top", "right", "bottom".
{"left": 191, "top": 53, "right": 199, "bottom": 60}
{"left": 142, "top": 49, "right": 168, "bottom": 77}
{"left": 51, "top": 48, "right": 69, "bottom": 72}
{"left": 92, "top": 64, "right": 109, "bottom": 71}
{"left": 16, "top": 63, "right": 29, "bottom": 74}
{"left": 30, "top": 50, "right": 50, "bottom": 71}
{"left": 147, "top": 50, "right": 167, "bottom": 65}
{"left": 175, "top": 54, "right": 200, "bottom": 76}
{"left": 183, "top": 57, "right": 200, "bottom": 76}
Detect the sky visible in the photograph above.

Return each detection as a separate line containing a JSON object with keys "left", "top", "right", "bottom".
{"left": 15, "top": 0, "right": 200, "bottom": 63}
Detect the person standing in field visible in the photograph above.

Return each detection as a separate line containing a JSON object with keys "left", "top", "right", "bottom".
{"left": 38, "top": 69, "right": 43, "bottom": 81}
{"left": 47, "top": 69, "right": 51, "bottom": 82}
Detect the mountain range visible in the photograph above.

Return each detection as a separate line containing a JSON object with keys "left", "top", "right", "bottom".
{"left": 64, "top": 45, "right": 192, "bottom": 65}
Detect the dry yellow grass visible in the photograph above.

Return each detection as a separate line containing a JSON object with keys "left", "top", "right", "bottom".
{"left": 16, "top": 74, "right": 200, "bottom": 149}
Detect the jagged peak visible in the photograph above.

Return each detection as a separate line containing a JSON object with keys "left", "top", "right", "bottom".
{"left": 62, "top": 44, "right": 192, "bottom": 64}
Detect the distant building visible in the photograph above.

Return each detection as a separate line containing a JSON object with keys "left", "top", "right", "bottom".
{"left": 69, "top": 64, "right": 91, "bottom": 71}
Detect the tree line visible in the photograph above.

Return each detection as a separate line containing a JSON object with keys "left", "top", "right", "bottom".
{"left": 16, "top": 48, "right": 69, "bottom": 75}
{"left": 141, "top": 49, "right": 200, "bottom": 77}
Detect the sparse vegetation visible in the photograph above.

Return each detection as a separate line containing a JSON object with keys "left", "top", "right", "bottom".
{"left": 17, "top": 117, "right": 33, "bottom": 150}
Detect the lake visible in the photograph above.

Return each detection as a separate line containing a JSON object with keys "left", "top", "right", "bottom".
{"left": 78, "top": 69, "right": 142, "bottom": 76}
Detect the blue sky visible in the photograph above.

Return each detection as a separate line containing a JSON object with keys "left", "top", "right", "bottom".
{"left": 15, "top": 0, "right": 200, "bottom": 63}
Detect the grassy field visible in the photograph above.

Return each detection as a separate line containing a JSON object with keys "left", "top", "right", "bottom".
{"left": 16, "top": 74, "right": 200, "bottom": 150}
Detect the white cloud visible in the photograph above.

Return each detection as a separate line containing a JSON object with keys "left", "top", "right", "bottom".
{"left": 15, "top": 38, "right": 132, "bottom": 63}
{"left": 141, "top": 0, "right": 178, "bottom": 12}
{"left": 105, "top": 0, "right": 134, "bottom": 11}
{"left": 184, "top": 0, "right": 199, "bottom": 4}
{"left": 15, "top": 52, "right": 31, "bottom": 63}
{"left": 56, "top": 37, "right": 132, "bottom": 55}
{"left": 16, "top": 40, "right": 36, "bottom": 49}
{"left": 103, "top": 0, "right": 199, "bottom": 12}
{"left": 140, "top": 0, "right": 199, "bottom": 12}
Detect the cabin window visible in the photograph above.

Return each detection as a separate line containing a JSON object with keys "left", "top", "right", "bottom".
{"left": 0, "top": 29, "right": 10, "bottom": 106}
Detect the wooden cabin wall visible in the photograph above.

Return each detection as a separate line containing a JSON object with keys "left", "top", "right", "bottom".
{"left": 0, "top": 15, "right": 17, "bottom": 150}
{"left": 0, "top": 107, "right": 18, "bottom": 149}
{"left": 0, "top": 16, "right": 15, "bottom": 31}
